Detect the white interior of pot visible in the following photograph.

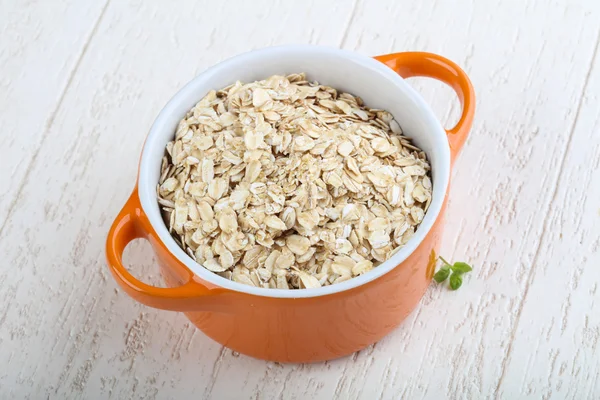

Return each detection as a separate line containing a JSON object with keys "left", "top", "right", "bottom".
{"left": 138, "top": 45, "right": 451, "bottom": 298}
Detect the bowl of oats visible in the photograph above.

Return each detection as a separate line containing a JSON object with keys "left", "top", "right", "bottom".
{"left": 106, "top": 45, "right": 474, "bottom": 362}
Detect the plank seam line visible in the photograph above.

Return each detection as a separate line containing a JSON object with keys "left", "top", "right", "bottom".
{"left": 203, "top": 346, "right": 226, "bottom": 400}
{"left": 339, "top": 0, "right": 360, "bottom": 48}
{"left": 0, "top": 0, "right": 111, "bottom": 239}
{"left": 492, "top": 26, "right": 600, "bottom": 398}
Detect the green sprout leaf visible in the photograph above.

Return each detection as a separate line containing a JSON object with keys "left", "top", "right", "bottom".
{"left": 433, "top": 256, "right": 473, "bottom": 291}
{"left": 450, "top": 262, "right": 472, "bottom": 274}
{"left": 449, "top": 273, "right": 463, "bottom": 290}
{"left": 433, "top": 266, "right": 451, "bottom": 283}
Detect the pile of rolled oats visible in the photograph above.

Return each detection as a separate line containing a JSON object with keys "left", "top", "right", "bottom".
{"left": 157, "top": 73, "right": 432, "bottom": 289}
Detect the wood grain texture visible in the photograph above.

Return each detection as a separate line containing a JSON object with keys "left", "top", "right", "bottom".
{"left": 496, "top": 33, "right": 600, "bottom": 400}
{"left": 0, "top": 0, "right": 108, "bottom": 233}
{"left": 0, "top": 0, "right": 599, "bottom": 399}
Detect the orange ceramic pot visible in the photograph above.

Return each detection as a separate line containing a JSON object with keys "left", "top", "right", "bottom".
{"left": 106, "top": 46, "right": 474, "bottom": 362}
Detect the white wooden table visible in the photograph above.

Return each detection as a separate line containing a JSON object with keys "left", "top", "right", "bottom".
{"left": 2, "top": 0, "right": 599, "bottom": 398}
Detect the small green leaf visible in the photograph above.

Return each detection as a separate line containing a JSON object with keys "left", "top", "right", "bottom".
{"left": 433, "top": 266, "right": 450, "bottom": 283}
{"left": 449, "top": 273, "right": 463, "bottom": 290}
{"left": 451, "top": 262, "right": 472, "bottom": 274}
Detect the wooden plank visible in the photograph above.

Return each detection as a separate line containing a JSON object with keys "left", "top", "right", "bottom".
{"left": 496, "top": 36, "right": 600, "bottom": 400}
{"left": 0, "top": 0, "right": 109, "bottom": 230}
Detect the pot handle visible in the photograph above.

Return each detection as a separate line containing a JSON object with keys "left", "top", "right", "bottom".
{"left": 106, "top": 190, "right": 222, "bottom": 311}
{"left": 375, "top": 52, "right": 475, "bottom": 163}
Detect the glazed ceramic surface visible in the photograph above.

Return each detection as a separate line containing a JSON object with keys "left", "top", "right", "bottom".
{"left": 106, "top": 46, "right": 474, "bottom": 362}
